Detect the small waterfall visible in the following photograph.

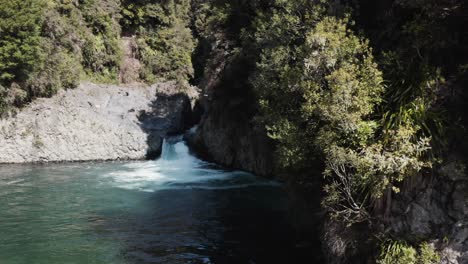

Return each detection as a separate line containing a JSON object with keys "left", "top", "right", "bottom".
{"left": 161, "top": 139, "right": 176, "bottom": 160}
{"left": 160, "top": 136, "right": 184, "bottom": 160}
{"left": 104, "top": 133, "right": 275, "bottom": 192}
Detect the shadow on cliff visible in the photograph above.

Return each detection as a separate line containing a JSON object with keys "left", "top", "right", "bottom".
{"left": 137, "top": 90, "right": 202, "bottom": 160}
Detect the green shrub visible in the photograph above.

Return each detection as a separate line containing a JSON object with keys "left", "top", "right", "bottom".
{"left": 378, "top": 241, "right": 417, "bottom": 264}
{"left": 138, "top": 24, "right": 195, "bottom": 83}
{"left": 243, "top": 1, "right": 436, "bottom": 224}
{"left": 79, "top": 0, "right": 122, "bottom": 79}
{"left": 121, "top": 0, "right": 195, "bottom": 84}
{"left": 26, "top": 46, "right": 81, "bottom": 98}
{"left": 418, "top": 242, "right": 440, "bottom": 264}
{"left": 0, "top": 0, "right": 200, "bottom": 116}
{"left": 0, "top": 85, "right": 8, "bottom": 114}
{"left": 378, "top": 241, "right": 440, "bottom": 264}
{"left": 0, "top": 0, "right": 125, "bottom": 114}
{"left": 0, "top": 0, "right": 46, "bottom": 84}
{"left": 252, "top": 13, "right": 417, "bottom": 222}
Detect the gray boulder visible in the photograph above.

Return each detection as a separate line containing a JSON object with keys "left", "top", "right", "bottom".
{"left": 0, "top": 82, "right": 198, "bottom": 163}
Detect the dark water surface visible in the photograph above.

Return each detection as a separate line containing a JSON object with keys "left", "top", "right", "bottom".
{"left": 0, "top": 139, "right": 316, "bottom": 264}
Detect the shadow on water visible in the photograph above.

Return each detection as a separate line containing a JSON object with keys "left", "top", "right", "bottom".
{"left": 92, "top": 137, "right": 324, "bottom": 264}
{"left": 0, "top": 137, "right": 323, "bottom": 264}
{"left": 95, "top": 187, "right": 321, "bottom": 264}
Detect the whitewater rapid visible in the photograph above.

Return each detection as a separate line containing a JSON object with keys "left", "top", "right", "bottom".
{"left": 104, "top": 136, "right": 279, "bottom": 192}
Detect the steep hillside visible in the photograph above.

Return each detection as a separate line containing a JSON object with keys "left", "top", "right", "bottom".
{"left": 0, "top": 0, "right": 195, "bottom": 115}
{"left": 188, "top": 0, "right": 468, "bottom": 263}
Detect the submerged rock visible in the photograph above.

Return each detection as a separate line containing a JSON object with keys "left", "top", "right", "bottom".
{"left": 0, "top": 82, "right": 198, "bottom": 163}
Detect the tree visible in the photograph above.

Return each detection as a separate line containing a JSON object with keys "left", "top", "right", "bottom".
{"left": 252, "top": 9, "right": 431, "bottom": 223}
{"left": 121, "top": 0, "right": 195, "bottom": 84}
{"left": 0, "top": 0, "right": 45, "bottom": 84}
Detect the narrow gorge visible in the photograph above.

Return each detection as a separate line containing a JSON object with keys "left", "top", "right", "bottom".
{"left": 1, "top": 0, "right": 468, "bottom": 263}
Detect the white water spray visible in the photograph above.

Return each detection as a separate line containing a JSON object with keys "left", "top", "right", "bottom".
{"left": 104, "top": 136, "right": 278, "bottom": 192}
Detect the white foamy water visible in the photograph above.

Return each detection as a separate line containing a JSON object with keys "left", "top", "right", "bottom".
{"left": 0, "top": 134, "right": 315, "bottom": 264}
{"left": 103, "top": 137, "right": 278, "bottom": 192}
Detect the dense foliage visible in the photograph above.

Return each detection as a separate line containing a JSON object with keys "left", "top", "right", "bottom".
{"left": 121, "top": 0, "right": 195, "bottom": 84}
{"left": 192, "top": 0, "right": 468, "bottom": 261}
{"left": 1, "top": 0, "right": 467, "bottom": 261}
{"left": 378, "top": 240, "right": 440, "bottom": 264}
{"left": 0, "top": 0, "right": 195, "bottom": 115}
{"left": 192, "top": 0, "right": 434, "bottom": 223}
{"left": 0, "top": 0, "right": 123, "bottom": 113}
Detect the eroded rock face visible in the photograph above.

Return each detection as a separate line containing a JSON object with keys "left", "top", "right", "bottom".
{"left": 319, "top": 159, "right": 468, "bottom": 264}
{"left": 387, "top": 162, "right": 468, "bottom": 264}
{"left": 187, "top": 110, "right": 274, "bottom": 176}
{"left": 185, "top": 34, "right": 274, "bottom": 176}
{"left": 0, "top": 82, "right": 197, "bottom": 163}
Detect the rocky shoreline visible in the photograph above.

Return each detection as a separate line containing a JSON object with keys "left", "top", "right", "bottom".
{"left": 0, "top": 82, "right": 198, "bottom": 164}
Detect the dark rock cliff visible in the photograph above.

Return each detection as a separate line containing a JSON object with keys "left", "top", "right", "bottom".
{"left": 322, "top": 73, "right": 468, "bottom": 264}
{"left": 322, "top": 163, "right": 468, "bottom": 264}
{"left": 186, "top": 35, "right": 274, "bottom": 176}
{"left": 186, "top": 1, "right": 468, "bottom": 263}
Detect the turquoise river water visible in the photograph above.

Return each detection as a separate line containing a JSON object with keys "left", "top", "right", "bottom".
{"left": 0, "top": 137, "right": 313, "bottom": 264}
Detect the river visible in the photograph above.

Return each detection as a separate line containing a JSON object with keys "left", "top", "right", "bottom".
{"left": 0, "top": 137, "right": 316, "bottom": 264}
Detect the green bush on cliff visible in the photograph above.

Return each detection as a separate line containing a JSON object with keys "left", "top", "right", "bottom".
{"left": 121, "top": 0, "right": 195, "bottom": 84}
{"left": 250, "top": 3, "right": 432, "bottom": 223}
{"left": 252, "top": 13, "right": 375, "bottom": 222}
{"left": 378, "top": 240, "right": 440, "bottom": 264}
{"left": 0, "top": 0, "right": 198, "bottom": 115}
{"left": 138, "top": 23, "right": 195, "bottom": 83}
{"left": 79, "top": 0, "right": 122, "bottom": 79}
{"left": 0, "top": 0, "right": 46, "bottom": 84}
{"left": 192, "top": 0, "right": 434, "bottom": 224}
{"left": 0, "top": 85, "right": 8, "bottom": 114}
{"left": 418, "top": 242, "right": 441, "bottom": 264}
{"left": 26, "top": 46, "right": 81, "bottom": 97}
{"left": 0, "top": 0, "right": 124, "bottom": 113}
{"left": 378, "top": 240, "right": 418, "bottom": 264}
